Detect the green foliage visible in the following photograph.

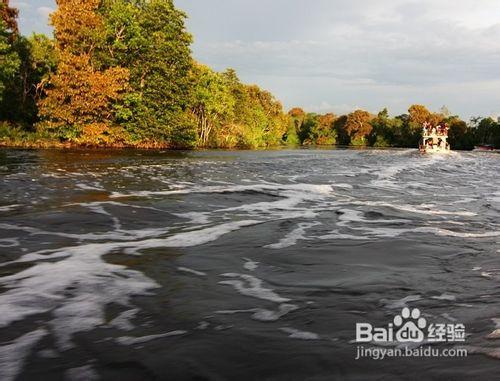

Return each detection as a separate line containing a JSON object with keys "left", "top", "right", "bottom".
{"left": 368, "top": 108, "right": 402, "bottom": 147}
{"left": 190, "top": 66, "right": 288, "bottom": 148}
{"left": 288, "top": 110, "right": 336, "bottom": 145}
{"left": 1, "top": 33, "right": 56, "bottom": 125}
{"left": 472, "top": 117, "right": 500, "bottom": 148}
{"left": 191, "top": 64, "right": 234, "bottom": 147}
{"left": 447, "top": 117, "right": 474, "bottom": 150}
{"left": 0, "top": 121, "right": 59, "bottom": 147}
{"left": 0, "top": 18, "right": 20, "bottom": 105}
{"left": 100, "top": 0, "right": 196, "bottom": 147}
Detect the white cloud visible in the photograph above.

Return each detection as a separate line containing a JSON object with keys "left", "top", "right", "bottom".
{"left": 15, "top": 0, "right": 500, "bottom": 118}
{"left": 179, "top": 0, "right": 500, "bottom": 118}
{"left": 36, "top": 6, "right": 54, "bottom": 19}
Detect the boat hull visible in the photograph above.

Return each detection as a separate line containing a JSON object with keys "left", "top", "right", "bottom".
{"left": 419, "top": 147, "right": 451, "bottom": 154}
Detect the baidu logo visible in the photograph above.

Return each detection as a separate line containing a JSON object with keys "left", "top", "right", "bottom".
{"left": 356, "top": 307, "right": 465, "bottom": 344}
{"left": 394, "top": 307, "right": 427, "bottom": 343}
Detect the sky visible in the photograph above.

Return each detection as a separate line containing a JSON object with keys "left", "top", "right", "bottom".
{"left": 12, "top": 0, "right": 500, "bottom": 119}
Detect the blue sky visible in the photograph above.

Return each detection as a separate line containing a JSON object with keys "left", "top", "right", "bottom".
{"left": 12, "top": 0, "right": 500, "bottom": 119}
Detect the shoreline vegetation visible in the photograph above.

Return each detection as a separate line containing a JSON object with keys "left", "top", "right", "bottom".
{"left": 1, "top": 1, "right": 500, "bottom": 151}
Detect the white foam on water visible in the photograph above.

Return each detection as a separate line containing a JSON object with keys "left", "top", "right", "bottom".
{"left": 417, "top": 227, "right": 500, "bottom": 238}
{"left": 196, "top": 321, "right": 210, "bottom": 330}
{"left": 111, "top": 182, "right": 333, "bottom": 201}
{"left": 0, "top": 222, "right": 172, "bottom": 244}
{"left": 0, "top": 329, "right": 48, "bottom": 381}
{"left": 108, "top": 309, "right": 139, "bottom": 331}
{"left": 316, "top": 229, "right": 368, "bottom": 241}
{"left": 116, "top": 330, "right": 187, "bottom": 345}
{"left": 0, "top": 243, "right": 159, "bottom": 350}
{"left": 493, "top": 318, "right": 500, "bottom": 329}
{"left": 174, "top": 211, "right": 212, "bottom": 225}
{"left": 331, "top": 183, "right": 353, "bottom": 190}
{"left": 0, "top": 205, "right": 21, "bottom": 212}
{"left": 216, "top": 304, "right": 298, "bottom": 322}
{"left": 0, "top": 219, "right": 274, "bottom": 350}
{"left": 432, "top": 294, "right": 456, "bottom": 301}
{"left": 369, "top": 153, "right": 445, "bottom": 190}
{"left": 0, "top": 238, "right": 19, "bottom": 248}
{"left": 265, "top": 222, "right": 321, "bottom": 249}
{"left": 252, "top": 304, "right": 298, "bottom": 322}
{"left": 486, "top": 329, "right": 500, "bottom": 339}
{"left": 37, "top": 349, "right": 59, "bottom": 359}
{"left": 243, "top": 258, "right": 259, "bottom": 271}
{"left": 383, "top": 295, "right": 422, "bottom": 309}
{"left": 65, "top": 364, "right": 99, "bottom": 381}
{"left": 216, "top": 185, "right": 332, "bottom": 221}
{"left": 75, "top": 182, "right": 105, "bottom": 191}
{"left": 351, "top": 200, "right": 477, "bottom": 217}
{"left": 219, "top": 273, "right": 290, "bottom": 303}
{"left": 177, "top": 267, "right": 207, "bottom": 277}
{"left": 339, "top": 208, "right": 411, "bottom": 226}
{"left": 83, "top": 203, "right": 122, "bottom": 230}
{"left": 279, "top": 327, "right": 319, "bottom": 340}
{"left": 441, "top": 313, "right": 457, "bottom": 322}
{"left": 452, "top": 197, "right": 477, "bottom": 204}
{"left": 128, "top": 220, "right": 263, "bottom": 252}
{"left": 335, "top": 215, "right": 499, "bottom": 239}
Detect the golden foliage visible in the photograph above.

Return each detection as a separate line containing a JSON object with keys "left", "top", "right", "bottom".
{"left": 345, "top": 109, "right": 373, "bottom": 140}
{"left": 39, "top": 52, "right": 129, "bottom": 143}
{"left": 38, "top": 0, "right": 130, "bottom": 145}
{"left": 408, "top": 104, "right": 443, "bottom": 126}
{"left": 51, "top": 0, "right": 103, "bottom": 53}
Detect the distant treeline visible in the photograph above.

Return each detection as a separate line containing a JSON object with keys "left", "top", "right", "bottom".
{"left": 0, "top": 0, "right": 287, "bottom": 148}
{"left": 0, "top": 1, "right": 499, "bottom": 150}
{"left": 286, "top": 105, "right": 500, "bottom": 150}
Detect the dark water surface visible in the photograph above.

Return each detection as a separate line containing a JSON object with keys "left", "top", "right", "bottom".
{"left": 0, "top": 148, "right": 498, "bottom": 380}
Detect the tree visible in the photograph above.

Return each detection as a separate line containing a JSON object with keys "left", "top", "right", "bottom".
{"left": 0, "top": 0, "right": 18, "bottom": 34}
{"left": 368, "top": 108, "right": 402, "bottom": 147}
{"left": 38, "top": 0, "right": 130, "bottom": 144}
{"left": 473, "top": 117, "right": 500, "bottom": 148}
{"left": 191, "top": 63, "right": 234, "bottom": 147}
{"left": 285, "top": 107, "right": 305, "bottom": 145}
{"left": 448, "top": 117, "right": 473, "bottom": 150}
{"left": 316, "top": 113, "right": 337, "bottom": 145}
{"left": 0, "top": 0, "right": 19, "bottom": 106}
{"left": 408, "top": 104, "right": 443, "bottom": 126}
{"left": 39, "top": 52, "right": 129, "bottom": 143}
{"left": 343, "top": 109, "right": 373, "bottom": 145}
{"left": 101, "top": 0, "right": 196, "bottom": 146}
{"left": 1, "top": 34, "right": 57, "bottom": 125}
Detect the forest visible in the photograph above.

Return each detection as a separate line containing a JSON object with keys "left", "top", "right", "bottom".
{"left": 0, "top": 0, "right": 499, "bottom": 150}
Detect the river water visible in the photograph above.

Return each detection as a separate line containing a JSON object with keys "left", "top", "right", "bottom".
{"left": 0, "top": 148, "right": 498, "bottom": 380}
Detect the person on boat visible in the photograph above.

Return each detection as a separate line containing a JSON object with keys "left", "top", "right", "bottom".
{"left": 423, "top": 122, "right": 429, "bottom": 136}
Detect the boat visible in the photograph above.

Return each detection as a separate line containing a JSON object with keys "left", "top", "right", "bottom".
{"left": 473, "top": 144, "right": 495, "bottom": 152}
{"left": 419, "top": 122, "right": 451, "bottom": 154}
